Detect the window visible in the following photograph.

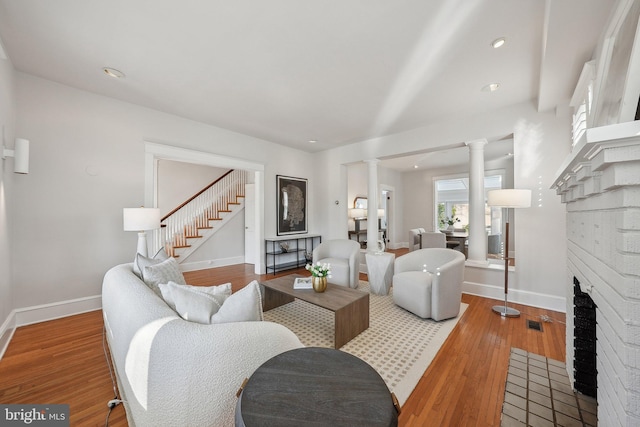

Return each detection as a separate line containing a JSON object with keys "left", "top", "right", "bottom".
{"left": 435, "top": 173, "right": 505, "bottom": 258}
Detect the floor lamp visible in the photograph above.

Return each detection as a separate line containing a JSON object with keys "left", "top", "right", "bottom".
{"left": 487, "top": 189, "right": 531, "bottom": 317}
{"left": 123, "top": 207, "right": 161, "bottom": 257}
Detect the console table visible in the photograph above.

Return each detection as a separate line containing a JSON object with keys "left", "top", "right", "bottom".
{"left": 235, "top": 347, "right": 398, "bottom": 427}
{"left": 265, "top": 234, "right": 321, "bottom": 274}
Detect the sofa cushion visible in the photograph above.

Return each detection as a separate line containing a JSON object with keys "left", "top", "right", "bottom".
{"left": 158, "top": 280, "right": 263, "bottom": 325}
{"left": 133, "top": 248, "right": 169, "bottom": 278}
{"left": 158, "top": 281, "right": 232, "bottom": 311}
{"left": 210, "top": 280, "right": 263, "bottom": 324}
{"left": 142, "top": 257, "right": 186, "bottom": 295}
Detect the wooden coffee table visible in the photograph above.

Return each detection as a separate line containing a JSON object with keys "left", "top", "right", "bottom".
{"left": 261, "top": 274, "right": 369, "bottom": 348}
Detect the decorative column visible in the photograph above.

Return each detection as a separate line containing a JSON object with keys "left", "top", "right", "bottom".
{"left": 465, "top": 139, "right": 488, "bottom": 265}
{"left": 365, "top": 159, "right": 380, "bottom": 251}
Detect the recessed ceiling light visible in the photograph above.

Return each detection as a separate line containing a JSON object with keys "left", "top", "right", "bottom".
{"left": 103, "top": 67, "right": 125, "bottom": 79}
{"left": 413, "top": 165, "right": 419, "bottom": 169}
{"left": 481, "top": 83, "right": 500, "bottom": 92}
{"left": 491, "top": 37, "right": 506, "bottom": 49}
{"left": 308, "top": 140, "right": 317, "bottom": 144}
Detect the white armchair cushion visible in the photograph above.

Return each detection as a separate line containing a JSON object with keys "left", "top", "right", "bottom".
{"left": 392, "top": 271, "right": 433, "bottom": 318}
{"left": 318, "top": 258, "right": 349, "bottom": 287}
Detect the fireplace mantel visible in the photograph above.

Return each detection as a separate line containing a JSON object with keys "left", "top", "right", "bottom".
{"left": 552, "top": 120, "right": 640, "bottom": 201}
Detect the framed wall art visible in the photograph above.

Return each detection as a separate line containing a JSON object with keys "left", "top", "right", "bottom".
{"left": 276, "top": 175, "right": 307, "bottom": 235}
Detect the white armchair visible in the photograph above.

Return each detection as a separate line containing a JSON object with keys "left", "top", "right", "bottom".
{"left": 312, "top": 239, "right": 361, "bottom": 288}
{"left": 313, "top": 239, "right": 360, "bottom": 288}
{"left": 408, "top": 228, "right": 426, "bottom": 251}
{"left": 392, "top": 248, "right": 465, "bottom": 321}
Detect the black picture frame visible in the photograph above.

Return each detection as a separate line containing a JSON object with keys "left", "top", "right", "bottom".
{"left": 276, "top": 175, "right": 308, "bottom": 235}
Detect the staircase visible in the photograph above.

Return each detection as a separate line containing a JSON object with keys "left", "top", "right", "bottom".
{"left": 152, "top": 169, "right": 250, "bottom": 261}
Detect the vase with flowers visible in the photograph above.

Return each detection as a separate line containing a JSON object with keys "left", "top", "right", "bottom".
{"left": 305, "top": 262, "right": 331, "bottom": 293}
{"left": 442, "top": 216, "right": 461, "bottom": 231}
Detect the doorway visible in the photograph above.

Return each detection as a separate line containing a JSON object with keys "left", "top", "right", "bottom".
{"left": 144, "top": 142, "right": 265, "bottom": 274}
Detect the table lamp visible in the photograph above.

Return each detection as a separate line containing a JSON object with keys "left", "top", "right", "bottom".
{"left": 123, "top": 207, "right": 161, "bottom": 257}
{"left": 487, "top": 189, "right": 531, "bottom": 317}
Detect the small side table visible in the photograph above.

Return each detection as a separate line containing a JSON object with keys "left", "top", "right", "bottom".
{"left": 236, "top": 347, "right": 398, "bottom": 427}
{"left": 365, "top": 252, "right": 395, "bottom": 295}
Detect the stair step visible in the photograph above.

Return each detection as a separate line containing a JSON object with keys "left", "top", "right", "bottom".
{"left": 173, "top": 245, "right": 191, "bottom": 249}
{"left": 185, "top": 235, "right": 203, "bottom": 239}
{"left": 197, "top": 226, "right": 213, "bottom": 230}
{"left": 208, "top": 217, "right": 222, "bottom": 221}
{"left": 228, "top": 202, "right": 240, "bottom": 205}
{"left": 219, "top": 210, "right": 232, "bottom": 213}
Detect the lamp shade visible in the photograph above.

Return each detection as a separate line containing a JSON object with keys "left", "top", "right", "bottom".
{"left": 123, "top": 208, "right": 161, "bottom": 231}
{"left": 349, "top": 208, "right": 366, "bottom": 219}
{"left": 487, "top": 189, "right": 531, "bottom": 208}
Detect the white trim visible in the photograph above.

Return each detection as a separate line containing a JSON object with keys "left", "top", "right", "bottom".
{"left": 462, "top": 279, "right": 566, "bottom": 313}
{"left": 13, "top": 295, "right": 102, "bottom": 328}
{"left": 179, "top": 256, "right": 246, "bottom": 272}
{"left": 0, "top": 311, "right": 17, "bottom": 360}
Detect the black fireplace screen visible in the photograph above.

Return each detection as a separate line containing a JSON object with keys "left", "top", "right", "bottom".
{"left": 574, "top": 277, "right": 597, "bottom": 398}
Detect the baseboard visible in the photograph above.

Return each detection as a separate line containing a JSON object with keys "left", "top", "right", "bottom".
{"left": 0, "top": 311, "right": 16, "bottom": 360}
{"left": 13, "top": 295, "right": 102, "bottom": 328}
{"left": 462, "top": 280, "right": 566, "bottom": 313}
{"left": 179, "top": 256, "right": 246, "bottom": 272}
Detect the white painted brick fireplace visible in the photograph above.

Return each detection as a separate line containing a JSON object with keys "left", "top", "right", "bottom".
{"left": 553, "top": 121, "right": 640, "bottom": 426}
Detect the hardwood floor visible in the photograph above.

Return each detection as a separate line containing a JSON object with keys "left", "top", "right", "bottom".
{"left": 0, "top": 254, "right": 565, "bottom": 426}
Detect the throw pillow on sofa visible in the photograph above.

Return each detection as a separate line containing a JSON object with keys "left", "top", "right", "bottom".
{"left": 158, "top": 280, "right": 263, "bottom": 325}
{"left": 142, "top": 257, "right": 186, "bottom": 295}
{"left": 133, "top": 247, "right": 169, "bottom": 278}
{"left": 159, "top": 281, "right": 232, "bottom": 311}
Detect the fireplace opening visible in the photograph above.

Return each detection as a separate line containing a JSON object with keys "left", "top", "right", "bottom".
{"left": 574, "top": 277, "right": 597, "bottom": 398}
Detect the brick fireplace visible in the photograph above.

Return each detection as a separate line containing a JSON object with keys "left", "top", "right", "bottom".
{"left": 552, "top": 121, "right": 640, "bottom": 425}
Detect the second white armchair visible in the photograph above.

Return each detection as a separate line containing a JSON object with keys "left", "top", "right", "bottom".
{"left": 312, "top": 239, "right": 361, "bottom": 288}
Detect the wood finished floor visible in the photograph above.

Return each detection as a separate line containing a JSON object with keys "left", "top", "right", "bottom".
{"left": 0, "top": 252, "right": 565, "bottom": 426}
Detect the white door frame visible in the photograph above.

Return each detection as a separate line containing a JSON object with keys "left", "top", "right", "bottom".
{"left": 144, "top": 142, "right": 265, "bottom": 274}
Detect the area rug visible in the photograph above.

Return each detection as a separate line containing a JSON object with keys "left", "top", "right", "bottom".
{"left": 263, "top": 280, "right": 467, "bottom": 406}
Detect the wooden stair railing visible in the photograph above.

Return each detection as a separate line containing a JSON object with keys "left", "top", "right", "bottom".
{"left": 154, "top": 169, "right": 249, "bottom": 257}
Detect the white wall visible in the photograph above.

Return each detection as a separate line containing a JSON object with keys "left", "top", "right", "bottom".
{"left": 0, "top": 51, "right": 16, "bottom": 341}
{"left": 8, "top": 72, "right": 315, "bottom": 313}
{"left": 157, "top": 160, "right": 228, "bottom": 217}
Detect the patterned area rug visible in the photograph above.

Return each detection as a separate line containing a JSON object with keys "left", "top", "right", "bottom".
{"left": 263, "top": 280, "right": 467, "bottom": 406}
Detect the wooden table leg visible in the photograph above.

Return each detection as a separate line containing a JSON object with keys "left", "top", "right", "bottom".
{"left": 261, "top": 285, "right": 295, "bottom": 311}
{"left": 334, "top": 293, "right": 369, "bottom": 349}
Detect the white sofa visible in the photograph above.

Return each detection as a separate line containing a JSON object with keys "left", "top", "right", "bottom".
{"left": 392, "top": 248, "right": 465, "bottom": 321}
{"left": 102, "top": 263, "right": 303, "bottom": 427}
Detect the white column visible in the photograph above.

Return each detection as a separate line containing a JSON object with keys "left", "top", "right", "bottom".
{"left": 465, "top": 139, "right": 488, "bottom": 265}
{"left": 365, "top": 159, "right": 380, "bottom": 251}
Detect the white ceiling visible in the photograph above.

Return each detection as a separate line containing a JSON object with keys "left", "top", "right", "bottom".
{"left": 0, "top": 0, "right": 616, "bottom": 167}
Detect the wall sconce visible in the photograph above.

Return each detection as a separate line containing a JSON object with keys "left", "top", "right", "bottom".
{"left": 123, "top": 207, "right": 161, "bottom": 257}
{"left": 2, "top": 138, "right": 30, "bottom": 174}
